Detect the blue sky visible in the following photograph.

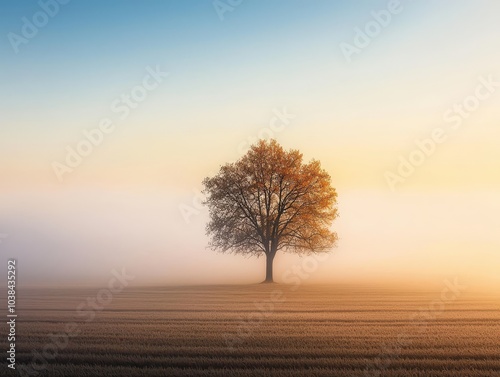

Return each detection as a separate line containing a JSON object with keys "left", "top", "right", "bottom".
{"left": 0, "top": 0, "right": 424, "bottom": 131}
{"left": 0, "top": 0, "right": 492, "bottom": 140}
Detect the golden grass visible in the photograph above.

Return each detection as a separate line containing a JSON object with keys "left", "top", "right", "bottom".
{"left": 4, "top": 285, "right": 500, "bottom": 376}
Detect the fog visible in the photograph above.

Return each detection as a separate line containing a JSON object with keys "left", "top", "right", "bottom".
{"left": 1, "top": 186, "right": 499, "bottom": 292}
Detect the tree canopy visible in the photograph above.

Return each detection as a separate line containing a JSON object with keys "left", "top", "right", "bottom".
{"left": 202, "top": 139, "right": 338, "bottom": 282}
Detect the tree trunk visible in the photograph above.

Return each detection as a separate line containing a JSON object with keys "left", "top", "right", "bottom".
{"left": 263, "top": 253, "right": 275, "bottom": 283}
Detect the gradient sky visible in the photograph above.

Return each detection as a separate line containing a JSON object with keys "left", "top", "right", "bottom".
{"left": 1, "top": 0, "right": 500, "bottom": 290}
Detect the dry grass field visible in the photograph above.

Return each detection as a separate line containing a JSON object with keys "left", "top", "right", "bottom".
{"left": 4, "top": 284, "right": 500, "bottom": 376}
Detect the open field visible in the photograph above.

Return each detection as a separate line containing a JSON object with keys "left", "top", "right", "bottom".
{"left": 3, "top": 284, "right": 500, "bottom": 376}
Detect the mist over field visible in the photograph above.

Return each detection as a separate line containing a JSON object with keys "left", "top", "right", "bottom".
{"left": 1, "top": 189, "right": 499, "bottom": 290}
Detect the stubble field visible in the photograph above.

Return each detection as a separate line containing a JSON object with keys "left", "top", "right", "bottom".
{"left": 4, "top": 284, "right": 500, "bottom": 376}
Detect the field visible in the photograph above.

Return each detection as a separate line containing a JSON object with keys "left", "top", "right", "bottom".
{"left": 5, "top": 284, "right": 500, "bottom": 376}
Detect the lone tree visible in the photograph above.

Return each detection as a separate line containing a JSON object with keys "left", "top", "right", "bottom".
{"left": 202, "top": 140, "right": 338, "bottom": 283}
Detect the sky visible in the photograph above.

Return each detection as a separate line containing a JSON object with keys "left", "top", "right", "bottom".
{"left": 1, "top": 0, "right": 500, "bottom": 290}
